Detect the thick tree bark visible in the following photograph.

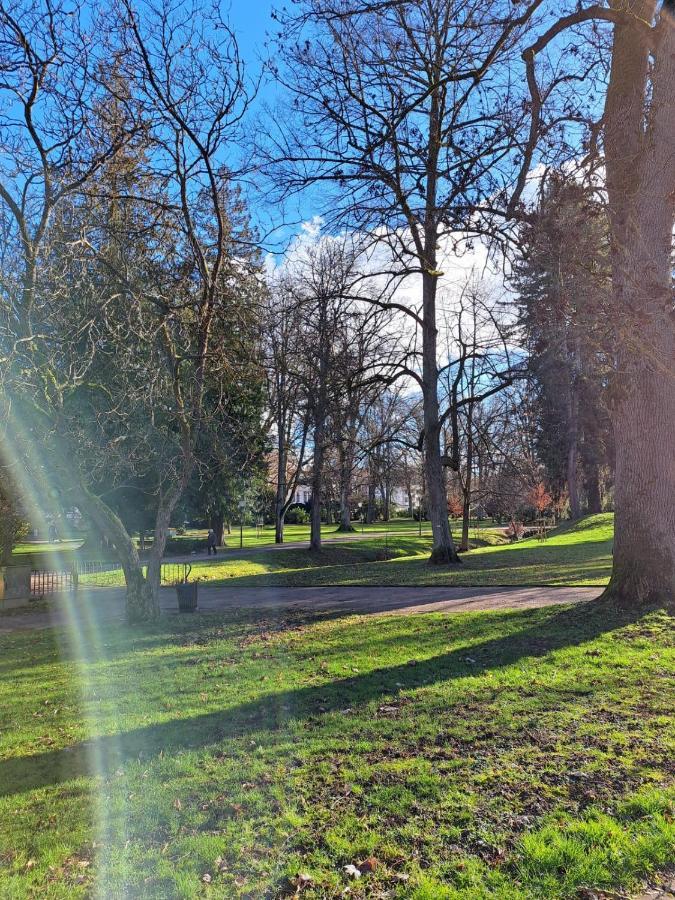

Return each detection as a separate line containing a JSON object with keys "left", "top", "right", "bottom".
{"left": 275, "top": 513, "right": 285, "bottom": 545}
{"left": 366, "top": 481, "right": 376, "bottom": 523}
{"left": 567, "top": 441, "right": 581, "bottom": 520}
{"left": 76, "top": 485, "right": 160, "bottom": 622}
{"left": 1, "top": 534, "right": 13, "bottom": 567}
{"left": 309, "top": 445, "right": 324, "bottom": 551}
{"left": 145, "top": 499, "right": 175, "bottom": 609}
{"left": 337, "top": 444, "right": 356, "bottom": 532}
{"left": 309, "top": 408, "right": 327, "bottom": 552}
{"left": 422, "top": 271, "right": 460, "bottom": 565}
{"left": 602, "top": 4, "right": 675, "bottom": 607}
{"left": 212, "top": 512, "right": 225, "bottom": 547}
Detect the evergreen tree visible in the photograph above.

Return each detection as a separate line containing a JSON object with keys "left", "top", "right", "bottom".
{"left": 514, "top": 177, "right": 613, "bottom": 518}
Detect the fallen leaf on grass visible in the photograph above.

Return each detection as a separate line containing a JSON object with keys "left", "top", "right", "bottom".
{"left": 359, "top": 856, "right": 379, "bottom": 873}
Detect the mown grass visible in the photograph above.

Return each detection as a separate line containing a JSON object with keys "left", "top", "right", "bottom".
{"left": 0, "top": 598, "right": 672, "bottom": 898}
{"left": 185, "top": 514, "right": 614, "bottom": 589}
{"left": 11, "top": 520, "right": 439, "bottom": 568}
{"left": 72, "top": 514, "right": 613, "bottom": 591}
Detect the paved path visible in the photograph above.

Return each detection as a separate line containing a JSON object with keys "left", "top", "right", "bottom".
{"left": 0, "top": 584, "right": 600, "bottom": 633}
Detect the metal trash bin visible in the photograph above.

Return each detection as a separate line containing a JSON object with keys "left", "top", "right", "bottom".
{"left": 176, "top": 580, "right": 198, "bottom": 612}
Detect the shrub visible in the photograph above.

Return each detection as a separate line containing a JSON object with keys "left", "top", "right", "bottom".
{"left": 163, "top": 537, "right": 206, "bottom": 555}
{"left": 286, "top": 505, "right": 310, "bottom": 525}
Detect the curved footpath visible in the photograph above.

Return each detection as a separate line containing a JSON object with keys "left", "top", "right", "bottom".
{"left": 0, "top": 583, "right": 599, "bottom": 633}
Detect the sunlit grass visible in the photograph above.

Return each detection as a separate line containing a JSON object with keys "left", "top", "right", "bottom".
{"left": 17, "top": 515, "right": 614, "bottom": 596}
{"left": 188, "top": 514, "right": 615, "bottom": 588}
{"left": 0, "top": 599, "right": 672, "bottom": 897}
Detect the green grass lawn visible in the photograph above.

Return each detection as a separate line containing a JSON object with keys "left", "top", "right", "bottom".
{"left": 10, "top": 541, "right": 83, "bottom": 570}
{"left": 26, "top": 514, "right": 612, "bottom": 591}
{"left": 11, "top": 520, "right": 440, "bottom": 568}
{"left": 180, "top": 514, "right": 614, "bottom": 589}
{"left": 172, "top": 518, "right": 441, "bottom": 550}
{"left": 0, "top": 599, "right": 672, "bottom": 898}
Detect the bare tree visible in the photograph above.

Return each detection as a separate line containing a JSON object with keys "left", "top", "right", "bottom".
{"left": 268, "top": 0, "right": 542, "bottom": 563}
{"left": 288, "top": 237, "right": 363, "bottom": 551}
{"left": 264, "top": 274, "right": 312, "bottom": 543}
{"left": 439, "top": 278, "right": 519, "bottom": 549}
{"left": 332, "top": 302, "right": 398, "bottom": 531}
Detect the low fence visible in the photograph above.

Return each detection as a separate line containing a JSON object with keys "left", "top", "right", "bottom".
{"left": 30, "top": 561, "right": 191, "bottom": 596}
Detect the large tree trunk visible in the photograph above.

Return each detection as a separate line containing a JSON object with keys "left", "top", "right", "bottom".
{"left": 145, "top": 499, "right": 175, "bottom": 612}
{"left": 607, "top": 363, "right": 675, "bottom": 605}
{"left": 275, "top": 513, "right": 285, "bottom": 545}
{"left": 275, "top": 439, "right": 287, "bottom": 544}
{"left": 337, "top": 444, "right": 356, "bottom": 532}
{"left": 77, "top": 485, "right": 160, "bottom": 622}
{"left": 309, "top": 471, "right": 322, "bottom": 551}
{"left": 309, "top": 425, "right": 325, "bottom": 552}
{"left": 602, "top": 5, "right": 675, "bottom": 607}
{"left": 366, "top": 481, "right": 376, "bottom": 523}
{"left": 422, "top": 272, "right": 460, "bottom": 565}
{"left": 567, "top": 440, "right": 581, "bottom": 520}
{"left": 1, "top": 533, "right": 13, "bottom": 567}
{"left": 212, "top": 512, "right": 225, "bottom": 547}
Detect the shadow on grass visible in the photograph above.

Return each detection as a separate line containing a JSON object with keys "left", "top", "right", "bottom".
{"left": 221, "top": 535, "right": 613, "bottom": 587}
{"left": 0, "top": 601, "right": 649, "bottom": 798}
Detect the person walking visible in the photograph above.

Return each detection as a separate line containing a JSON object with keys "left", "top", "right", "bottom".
{"left": 206, "top": 529, "right": 217, "bottom": 556}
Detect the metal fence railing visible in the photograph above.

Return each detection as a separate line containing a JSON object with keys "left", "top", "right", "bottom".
{"left": 31, "top": 569, "right": 75, "bottom": 596}
{"left": 30, "top": 562, "right": 191, "bottom": 596}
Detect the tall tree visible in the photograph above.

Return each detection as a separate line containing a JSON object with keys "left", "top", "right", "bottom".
{"left": 269, "top": 0, "right": 541, "bottom": 563}
{"left": 291, "top": 238, "right": 361, "bottom": 552}
{"left": 0, "top": 0, "right": 260, "bottom": 620}
{"left": 516, "top": 1, "right": 675, "bottom": 606}
{"left": 265, "top": 274, "right": 312, "bottom": 544}
{"left": 514, "top": 176, "right": 613, "bottom": 518}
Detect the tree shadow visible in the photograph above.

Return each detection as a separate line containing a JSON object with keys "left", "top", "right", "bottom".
{"left": 0, "top": 600, "right": 651, "bottom": 798}
{"left": 218, "top": 535, "right": 613, "bottom": 588}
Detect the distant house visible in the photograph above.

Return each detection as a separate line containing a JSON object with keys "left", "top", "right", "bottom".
{"left": 292, "top": 485, "right": 312, "bottom": 505}
{"left": 266, "top": 450, "right": 312, "bottom": 506}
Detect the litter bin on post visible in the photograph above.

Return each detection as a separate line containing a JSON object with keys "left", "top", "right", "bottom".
{"left": 175, "top": 564, "right": 197, "bottom": 612}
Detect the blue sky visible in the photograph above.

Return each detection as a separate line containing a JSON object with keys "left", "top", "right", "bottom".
{"left": 227, "top": 0, "right": 316, "bottom": 251}
{"left": 229, "top": 0, "right": 274, "bottom": 63}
